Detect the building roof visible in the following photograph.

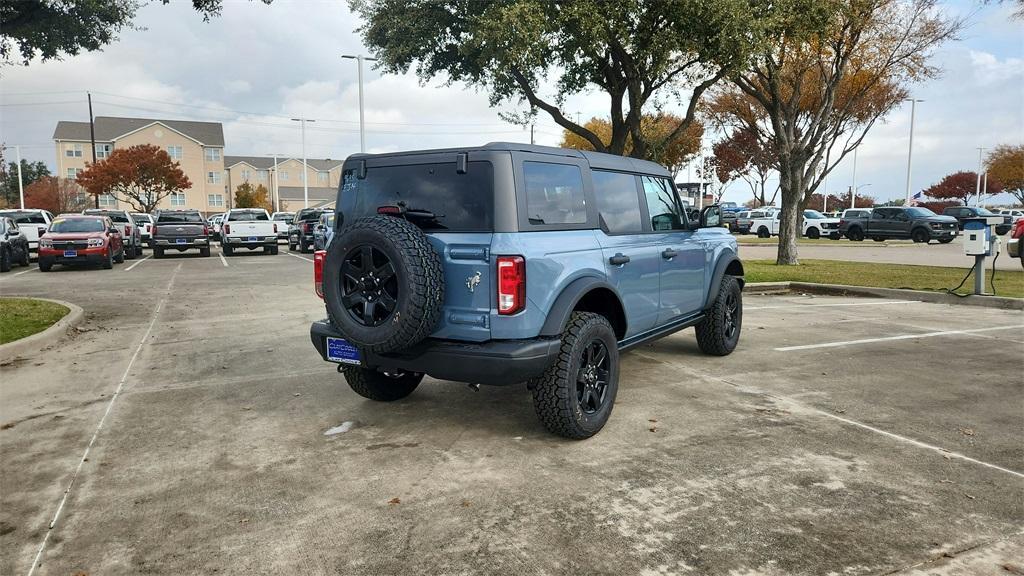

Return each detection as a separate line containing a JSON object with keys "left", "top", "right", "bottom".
{"left": 224, "top": 156, "right": 344, "bottom": 171}
{"left": 53, "top": 116, "right": 225, "bottom": 146}
{"left": 277, "top": 186, "right": 337, "bottom": 201}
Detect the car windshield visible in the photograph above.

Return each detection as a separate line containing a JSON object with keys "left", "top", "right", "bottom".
{"left": 85, "top": 210, "right": 129, "bottom": 223}
{"left": 132, "top": 214, "right": 151, "bottom": 224}
{"left": 157, "top": 212, "right": 204, "bottom": 223}
{"left": 0, "top": 210, "right": 47, "bottom": 224}
{"left": 50, "top": 217, "right": 106, "bottom": 233}
{"left": 273, "top": 213, "right": 293, "bottom": 221}
{"left": 906, "top": 207, "right": 936, "bottom": 217}
{"left": 974, "top": 208, "right": 996, "bottom": 216}
{"left": 228, "top": 210, "right": 269, "bottom": 221}
{"left": 804, "top": 210, "right": 825, "bottom": 219}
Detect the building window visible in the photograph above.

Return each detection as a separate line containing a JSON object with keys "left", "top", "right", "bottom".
{"left": 257, "top": 170, "right": 268, "bottom": 181}
{"left": 207, "top": 171, "right": 222, "bottom": 184}
{"left": 317, "top": 171, "right": 329, "bottom": 184}
{"left": 208, "top": 193, "right": 224, "bottom": 207}
{"left": 66, "top": 167, "right": 81, "bottom": 179}
{"left": 241, "top": 168, "right": 251, "bottom": 180}
{"left": 98, "top": 194, "right": 117, "bottom": 207}
{"left": 95, "top": 143, "right": 112, "bottom": 159}
{"left": 204, "top": 147, "right": 221, "bottom": 162}
{"left": 279, "top": 170, "right": 288, "bottom": 181}
{"left": 167, "top": 145, "right": 183, "bottom": 160}
{"left": 65, "top": 143, "right": 83, "bottom": 157}
{"left": 170, "top": 193, "right": 186, "bottom": 207}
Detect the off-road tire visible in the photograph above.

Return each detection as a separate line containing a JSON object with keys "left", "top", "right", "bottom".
{"left": 695, "top": 275, "right": 742, "bottom": 356}
{"left": 847, "top": 227, "right": 865, "bottom": 241}
{"left": 757, "top": 227, "right": 770, "bottom": 238}
{"left": 342, "top": 366, "right": 422, "bottom": 402}
{"left": 806, "top": 227, "right": 821, "bottom": 239}
{"left": 0, "top": 247, "right": 10, "bottom": 272}
{"left": 102, "top": 247, "right": 114, "bottom": 269}
{"left": 200, "top": 246, "right": 211, "bottom": 257}
{"left": 324, "top": 216, "right": 445, "bottom": 354}
{"left": 529, "top": 312, "right": 619, "bottom": 440}
{"left": 911, "top": 228, "right": 930, "bottom": 244}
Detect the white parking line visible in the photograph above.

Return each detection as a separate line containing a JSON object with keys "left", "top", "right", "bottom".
{"left": 286, "top": 252, "right": 314, "bottom": 263}
{"left": 27, "top": 263, "right": 182, "bottom": 576}
{"left": 218, "top": 252, "right": 228, "bottom": 267}
{"left": 746, "top": 300, "right": 920, "bottom": 311}
{"left": 123, "top": 254, "right": 151, "bottom": 271}
{"left": 12, "top": 267, "right": 37, "bottom": 277}
{"left": 774, "top": 324, "right": 1024, "bottom": 351}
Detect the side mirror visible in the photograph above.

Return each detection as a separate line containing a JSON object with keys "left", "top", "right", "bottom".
{"left": 699, "top": 205, "right": 722, "bottom": 229}
{"left": 109, "top": 227, "right": 120, "bottom": 234}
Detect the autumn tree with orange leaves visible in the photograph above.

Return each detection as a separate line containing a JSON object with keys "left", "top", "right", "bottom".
{"left": 707, "top": 0, "right": 962, "bottom": 265}
{"left": 560, "top": 114, "right": 703, "bottom": 175}
{"left": 76, "top": 144, "right": 191, "bottom": 212}
{"left": 24, "top": 176, "right": 90, "bottom": 214}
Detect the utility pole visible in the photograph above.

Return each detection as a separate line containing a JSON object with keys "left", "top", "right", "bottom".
{"left": 266, "top": 153, "right": 282, "bottom": 212}
{"left": 975, "top": 147, "right": 985, "bottom": 207}
{"left": 341, "top": 54, "right": 378, "bottom": 153}
{"left": 291, "top": 119, "right": 314, "bottom": 208}
{"left": 904, "top": 99, "right": 922, "bottom": 205}
{"left": 850, "top": 147, "right": 858, "bottom": 209}
{"left": 88, "top": 91, "right": 99, "bottom": 208}
{"left": 5, "top": 145, "right": 26, "bottom": 209}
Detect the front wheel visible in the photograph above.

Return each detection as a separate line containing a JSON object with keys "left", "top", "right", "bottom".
{"left": 114, "top": 246, "right": 125, "bottom": 263}
{"left": 530, "top": 312, "right": 619, "bottom": 440}
{"left": 911, "top": 228, "right": 930, "bottom": 244}
{"left": 806, "top": 227, "right": 821, "bottom": 239}
{"left": 102, "top": 247, "right": 114, "bottom": 269}
{"left": 937, "top": 237, "right": 954, "bottom": 244}
{"left": 695, "top": 275, "right": 742, "bottom": 356}
{"left": 342, "top": 366, "right": 422, "bottom": 401}
{"left": 0, "top": 247, "right": 10, "bottom": 272}
{"left": 38, "top": 258, "right": 53, "bottom": 272}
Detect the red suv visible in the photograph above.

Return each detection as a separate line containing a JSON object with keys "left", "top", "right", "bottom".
{"left": 38, "top": 214, "right": 125, "bottom": 271}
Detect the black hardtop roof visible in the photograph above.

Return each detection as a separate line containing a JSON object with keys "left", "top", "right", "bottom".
{"left": 346, "top": 142, "right": 671, "bottom": 178}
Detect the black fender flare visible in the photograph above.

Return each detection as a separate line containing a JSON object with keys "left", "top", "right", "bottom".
{"left": 539, "top": 276, "right": 624, "bottom": 338}
{"left": 703, "top": 254, "right": 745, "bottom": 311}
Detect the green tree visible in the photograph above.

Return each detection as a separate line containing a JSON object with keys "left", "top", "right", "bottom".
{"left": 559, "top": 114, "right": 703, "bottom": 175}
{"left": 709, "top": 0, "right": 962, "bottom": 265}
{"left": 1, "top": 0, "right": 270, "bottom": 66}
{"left": 0, "top": 156, "right": 51, "bottom": 207}
{"left": 351, "top": 0, "right": 757, "bottom": 162}
{"left": 233, "top": 182, "right": 273, "bottom": 212}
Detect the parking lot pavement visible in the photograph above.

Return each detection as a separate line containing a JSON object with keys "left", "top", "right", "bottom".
{"left": 739, "top": 235, "right": 1022, "bottom": 271}
{"left": 2, "top": 252, "right": 1022, "bottom": 575}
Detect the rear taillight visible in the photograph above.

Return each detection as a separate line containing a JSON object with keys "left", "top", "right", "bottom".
{"left": 273, "top": 223, "right": 278, "bottom": 233}
{"left": 497, "top": 255, "right": 525, "bottom": 315}
{"left": 304, "top": 222, "right": 313, "bottom": 233}
{"left": 125, "top": 225, "right": 131, "bottom": 235}
{"left": 224, "top": 224, "right": 231, "bottom": 235}
{"left": 151, "top": 225, "right": 158, "bottom": 236}
{"left": 203, "top": 224, "right": 209, "bottom": 235}
{"left": 314, "top": 250, "right": 326, "bottom": 299}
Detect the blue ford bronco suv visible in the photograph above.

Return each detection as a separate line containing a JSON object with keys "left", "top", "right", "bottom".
{"left": 310, "top": 143, "right": 744, "bottom": 439}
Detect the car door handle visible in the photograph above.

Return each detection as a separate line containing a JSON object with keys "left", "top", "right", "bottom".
{"left": 662, "top": 248, "right": 678, "bottom": 260}
{"left": 609, "top": 253, "right": 630, "bottom": 266}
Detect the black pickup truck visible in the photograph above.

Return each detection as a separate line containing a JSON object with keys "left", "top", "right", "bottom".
{"left": 839, "top": 206, "right": 959, "bottom": 243}
{"left": 941, "top": 206, "right": 1013, "bottom": 236}
{"left": 152, "top": 209, "right": 211, "bottom": 258}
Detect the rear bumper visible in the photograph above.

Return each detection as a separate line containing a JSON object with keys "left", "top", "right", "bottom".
{"left": 1008, "top": 237, "right": 1020, "bottom": 258}
{"left": 224, "top": 236, "right": 276, "bottom": 247}
{"left": 309, "top": 320, "right": 560, "bottom": 386}
{"left": 154, "top": 237, "right": 209, "bottom": 247}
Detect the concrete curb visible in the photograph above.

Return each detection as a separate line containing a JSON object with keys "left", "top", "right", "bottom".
{"left": 0, "top": 297, "right": 84, "bottom": 362}
{"left": 745, "top": 281, "right": 1024, "bottom": 311}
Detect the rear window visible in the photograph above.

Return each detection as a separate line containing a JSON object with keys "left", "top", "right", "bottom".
{"left": 295, "top": 210, "right": 324, "bottom": 222}
{"left": 50, "top": 217, "right": 105, "bottom": 233}
{"left": 273, "top": 213, "right": 294, "bottom": 221}
{"left": 157, "top": 212, "right": 204, "bottom": 223}
{"left": 0, "top": 211, "right": 47, "bottom": 224}
{"left": 524, "top": 162, "right": 586, "bottom": 226}
{"left": 343, "top": 161, "right": 493, "bottom": 231}
{"left": 228, "top": 210, "right": 269, "bottom": 221}
{"left": 85, "top": 210, "right": 129, "bottom": 222}
{"left": 131, "top": 214, "right": 152, "bottom": 224}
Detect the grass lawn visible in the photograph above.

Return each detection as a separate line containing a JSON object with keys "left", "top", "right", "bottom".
{"left": 745, "top": 259, "right": 1024, "bottom": 299}
{"left": 0, "top": 298, "right": 70, "bottom": 345}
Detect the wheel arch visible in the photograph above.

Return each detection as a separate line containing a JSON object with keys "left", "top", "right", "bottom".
{"left": 703, "top": 254, "right": 745, "bottom": 311}
{"left": 539, "top": 277, "right": 627, "bottom": 340}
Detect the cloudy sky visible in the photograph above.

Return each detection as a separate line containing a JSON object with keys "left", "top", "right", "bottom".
{"left": 1, "top": 0, "right": 1021, "bottom": 204}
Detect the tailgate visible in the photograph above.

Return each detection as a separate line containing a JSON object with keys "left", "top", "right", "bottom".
{"left": 229, "top": 222, "right": 274, "bottom": 236}
{"left": 425, "top": 232, "right": 493, "bottom": 342}
{"left": 159, "top": 223, "right": 205, "bottom": 237}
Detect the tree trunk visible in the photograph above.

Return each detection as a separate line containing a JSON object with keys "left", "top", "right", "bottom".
{"left": 776, "top": 162, "right": 804, "bottom": 265}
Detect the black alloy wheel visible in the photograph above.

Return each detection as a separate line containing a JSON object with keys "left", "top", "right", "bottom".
{"left": 576, "top": 339, "right": 611, "bottom": 415}
{"left": 724, "top": 289, "right": 740, "bottom": 341}
{"left": 341, "top": 245, "right": 398, "bottom": 327}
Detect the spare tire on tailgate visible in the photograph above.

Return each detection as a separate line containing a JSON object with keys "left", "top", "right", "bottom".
{"left": 323, "top": 215, "right": 444, "bottom": 354}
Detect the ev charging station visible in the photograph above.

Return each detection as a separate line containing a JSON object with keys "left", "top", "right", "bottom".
{"left": 962, "top": 215, "right": 1003, "bottom": 295}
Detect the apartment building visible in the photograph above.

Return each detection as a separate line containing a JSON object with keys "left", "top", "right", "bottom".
{"left": 53, "top": 116, "right": 227, "bottom": 214}
{"left": 225, "top": 156, "right": 342, "bottom": 212}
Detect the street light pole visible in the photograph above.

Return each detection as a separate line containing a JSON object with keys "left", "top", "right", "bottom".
{"left": 904, "top": 99, "right": 922, "bottom": 205}
{"left": 341, "top": 54, "right": 378, "bottom": 153}
{"left": 266, "top": 153, "right": 282, "bottom": 212}
{"left": 850, "top": 147, "right": 858, "bottom": 209}
{"left": 291, "top": 118, "right": 315, "bottom": 209}
{"left": 14, "top": 145, "right": 24, "bottom": 209}
{"left": 975, "top": 147, "right": 985, "bottom": 207}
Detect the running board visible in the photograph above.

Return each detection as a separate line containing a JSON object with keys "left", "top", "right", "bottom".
{"left": 617, "top": 312, "right": 706, "bottom": 352}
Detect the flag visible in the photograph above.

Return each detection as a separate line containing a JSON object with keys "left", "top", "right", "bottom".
{"left": 910, "top": 190, "right": 923, "bottom": 206}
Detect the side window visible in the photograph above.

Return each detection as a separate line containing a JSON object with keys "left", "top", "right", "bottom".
{"left": 592, "top": 170, "right": 642, "bottom": 234}
{"left": 640, "top": 176, "right": 686, "bottom": 231}
{"left": 872, "top": 209, "right": 889, "bottom": 220}
{"left": 523, "top": 162, "right": 586, "bottom": 226}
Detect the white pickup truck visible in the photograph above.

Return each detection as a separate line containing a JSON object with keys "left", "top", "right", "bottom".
{"left": 751, "top": 209, "right": 841, "bottom": 239}
{"left": 221, "top": 208, "right": 279, "bottom": 256}
{"left": 0, "top": 209, "right": 54, "bottom": 257}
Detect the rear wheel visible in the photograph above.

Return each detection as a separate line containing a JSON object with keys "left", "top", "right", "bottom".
{"left": 223, "top": 244, "right": 233, "bottom": 256}
{"left": 342, "top": 366, "right": 422, "bottom": 401}
{"left": 847, "top": 227, "right": 865, "bottom": 241}
{"left": 268, "top": 245, "right": 279, "bottom": 255}
{"left": 937, "top": 237, "right": 954, "bottom": 244}
{"left": 0, "top": 247, "right": 10, "bottom": 272}
{"left": 200, "top": 246, "right": 211, "bottom": 257}
{"left": 18, "top": 246, "right": 30, "bottom": 266}
{"left": 872, "top": 237, "right": 886, "bottom": 242}
{"left": 289, "top": 240, "right": 297, "bottom": 252}
{"left": 530, "top": 312, "right": 619, "bottom": 440}
{"left": 757, "top": 227, "right": 770, "bottom": 238}
{"left": 125, "top": 242, "right": 136, "bottom": 260}
{"left": 154, "top": 247, "right": 164, "bottom": 259}
{"left": 695, "top": 275, "right": 742, "bottom": 356}
{"left": 911, "top": 228, "right": 930, "bottom": 244}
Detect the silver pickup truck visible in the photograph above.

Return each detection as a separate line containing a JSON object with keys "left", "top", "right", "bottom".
{"left": 152, "top": 209, "right": 211, "bottom": 258}
{"left": 222, "top": 208, "right": 279, "bottom": 255}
